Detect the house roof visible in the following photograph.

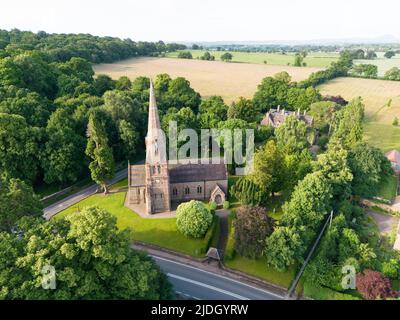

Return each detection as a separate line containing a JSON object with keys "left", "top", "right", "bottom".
{"left": 169, "top": 163, "right": 227, "bottom": 183}
{"left": 386, "top": 150, "right": 400, "bottom": 165}
{"left": 261, "top": 108, "right": 313, "bottom": 127}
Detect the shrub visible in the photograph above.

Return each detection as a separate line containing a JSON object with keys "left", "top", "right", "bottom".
{"left": 392, "top": 117, "right": 399, "bottom": 126}
{"left": 234, "top": 205, "right": 273, "bottom": 258}
{"left": 223, "top": 201, "right": 230, "bottom": 209}
{"left": 209, "top": 201, "right": 217, "bottom": 212}
{"left": 356, "top": 269, "right": 397, "bottom": 300}
{"left": 382, "top": 259, "right": 400, "bottom": 279}
{"left": 178, "top": 51, "right": 193, "bottom": 59}
{"left": 176, "top": 200, "right": 213, "bottom": 238}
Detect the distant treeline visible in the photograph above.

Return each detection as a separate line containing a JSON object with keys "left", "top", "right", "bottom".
{"left": 0, "top": 29, "right": 186, "bottom": 63}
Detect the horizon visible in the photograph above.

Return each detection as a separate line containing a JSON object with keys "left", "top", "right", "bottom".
{"left": 1, "top": 0, "right": 400, "bottom": 43}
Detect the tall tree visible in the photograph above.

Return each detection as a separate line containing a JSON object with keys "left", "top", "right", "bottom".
{"left": 253, "top": 72, "right": 292, "bottom": 112}
{"left": 227, "top": 97, "right": 259, "bottom": 123}
{"left": 0, "top": 178, "right": 42, "bottom": 231}
{"left": 234, "top": 205, "right": 273, "bottom": 258}
{"left": 0, "top": 206, "right": 173, "bottom": 299}
{"left": 198, "top": 96, "right": 228, "bottom": 129}
{"left": 0, "top": 113, "right": 39, "bottom": 182}
{"left": 275, "top": 115, "right": 310, "bottom": 154}
{"left": 85, "top": 111, "right": 115, "bottom": 194}
{"left": 330, "top": 97, "right": 364, "bottom": 149}
{"left": 251, "top": 140, "right": 285, "bottom": 199}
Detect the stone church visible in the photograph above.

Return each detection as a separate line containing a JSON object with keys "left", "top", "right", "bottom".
{"left": 126, "top": 81, "right": 228, "bottom": 214}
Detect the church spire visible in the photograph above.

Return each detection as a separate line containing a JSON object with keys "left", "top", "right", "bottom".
{"left": 146, "top": 80, "right": 166, "bottom": 164}
{"left": 147, "top": 80, "right": 161, "bottom": 135}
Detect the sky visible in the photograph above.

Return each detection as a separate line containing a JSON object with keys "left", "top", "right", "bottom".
{"left": 1, "top": 0, "right": 399, "bottom": 42}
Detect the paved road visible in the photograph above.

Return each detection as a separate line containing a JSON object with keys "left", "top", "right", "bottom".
{"left": 43, "top": 168, "right": 127, "bottom": 220}
{"left": 152, "top": 255, "right": 284, "bottom": 300}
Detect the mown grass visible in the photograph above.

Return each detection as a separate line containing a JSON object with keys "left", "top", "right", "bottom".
{"left": 364, "top": 122, "right": 400, "bottom": 152}
{"left": 55, "top": 192, "right": 212, "bottom": 257}
{"left": 303, "top": 282, "right": 361, "bottom": 300}
{"left": 225, "top": 255, "right": 296, "bottom": 289}
{"left": 375, "top": 175, "right": 398, "bottom": 200}
{"left": 166, "top": 50, "right": 338, "bottom": 68}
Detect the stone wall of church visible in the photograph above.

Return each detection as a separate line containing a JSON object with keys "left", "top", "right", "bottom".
{"left": 170, "top": 179, "right": 228, "bottom": 202}
{"left": 128, "top": 186, "right": 146, "bottom": 204}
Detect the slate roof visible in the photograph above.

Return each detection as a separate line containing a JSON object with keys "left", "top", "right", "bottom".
{"left": 129, "top": 165, "right": 146, "bottom": 186}
{"left": 261, "top": 108, "right": 313, "bottom": 127}
{"left": 169, "top": 163, "right": 227, "bottom": 183}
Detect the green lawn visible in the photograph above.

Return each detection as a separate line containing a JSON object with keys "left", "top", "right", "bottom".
{"left": 303, "top": 282, "right": 361, "bottom": 300}
{"left": 225, "top": 255, "right": 296, "bottom": 289}
{"left": 55, "top": 192, "right": 212, "bottom": 257}
{"left": 109, "top": 178, "right": 128, "bottom": 190}
{"left": 375, "top": 175, "right": 398, "bottom": 201}
{"left": 166, "top": 50, "right": 338, "bottom": 68}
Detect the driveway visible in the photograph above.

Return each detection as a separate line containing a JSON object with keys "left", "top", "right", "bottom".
{"left": 369, "top": 211, "right": 399, "bottom": 235}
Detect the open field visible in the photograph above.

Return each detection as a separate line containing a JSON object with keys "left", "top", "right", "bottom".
{"left": 94, "top": 57, "right": 322, "bottom": 103}
{"left": 354, "top": 52, "right": 400, "bottom": 77}
{"left": 166, "top": 50, "right": 339, "bottom": 68}
{"left": 318, "top": 77, "right": 400, "bottom": 151}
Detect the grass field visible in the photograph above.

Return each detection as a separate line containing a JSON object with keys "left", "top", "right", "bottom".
{"left": 55, "top": 191, "right": 212, "bottom": 257}
{"left": 354, "top": 52, "right": 400, "bottom": 77}
{"left": 94, "top": 57, "right": 322, "bottom": 104}
{"left": 318, "top": 77, "right": 400, "bottom": 151}
{"left": 166, "top": 50, "right": 339, "bottom": 68}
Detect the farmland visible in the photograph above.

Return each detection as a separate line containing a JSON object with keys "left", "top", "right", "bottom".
{"left": 318, "top": 77, "right": 400, "bottom": 151}
{"left": 166, "top": 50, "right": 339, "bottom": 68}
{"left": 354, "top": 52, "right": 400, "bottom": 76}
{"left": 94, "top": 57, "right": 322, "bottom": 103}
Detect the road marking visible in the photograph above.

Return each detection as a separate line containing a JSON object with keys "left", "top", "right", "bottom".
{"left": 176, "top": 291, "right": 201, "bottom": 300}
{"left": 168, "top": 273, "right": 249, "bottom": 300}
{"left": 151, "top": 255, "right": 284, "bottom": 300}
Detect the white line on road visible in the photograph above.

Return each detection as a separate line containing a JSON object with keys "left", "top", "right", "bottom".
{"left": 168, "top": 273, "right": 249, "bottom": 300}
{"left": 151, "top": 255, "right": 284, "bottom": 300}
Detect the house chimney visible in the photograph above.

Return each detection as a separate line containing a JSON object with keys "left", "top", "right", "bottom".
{"left": 281, "top": 108, "right": 285, "bottom": 115}
{"left": 277, "top": 105, "right": 280, "bottom": 112}
{"left": 303, "top": 110, "right": 306, "bottom": 115}
{"left": 297, "top": 108, "right": 300, "bottom": 116}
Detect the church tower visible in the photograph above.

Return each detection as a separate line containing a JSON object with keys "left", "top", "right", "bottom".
{"left": 145, "top": 81, "right": 171, "bottom": 213}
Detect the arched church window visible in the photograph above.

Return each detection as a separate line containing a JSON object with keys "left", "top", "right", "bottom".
{"left": 157, "top": 165, "right": 161, "bottom": 174}
{"left": 185, "top": 186, "right": 190, "bottom": 195}
{"left": 197, "top": 185, "right": 202, "bottom": 193}
{"left": 173, "top": 187, "right": 178, "bottom": 196}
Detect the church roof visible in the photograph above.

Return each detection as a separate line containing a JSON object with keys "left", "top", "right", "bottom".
{"left": 169, "top": 163, "right": 227, "bottom": 183}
